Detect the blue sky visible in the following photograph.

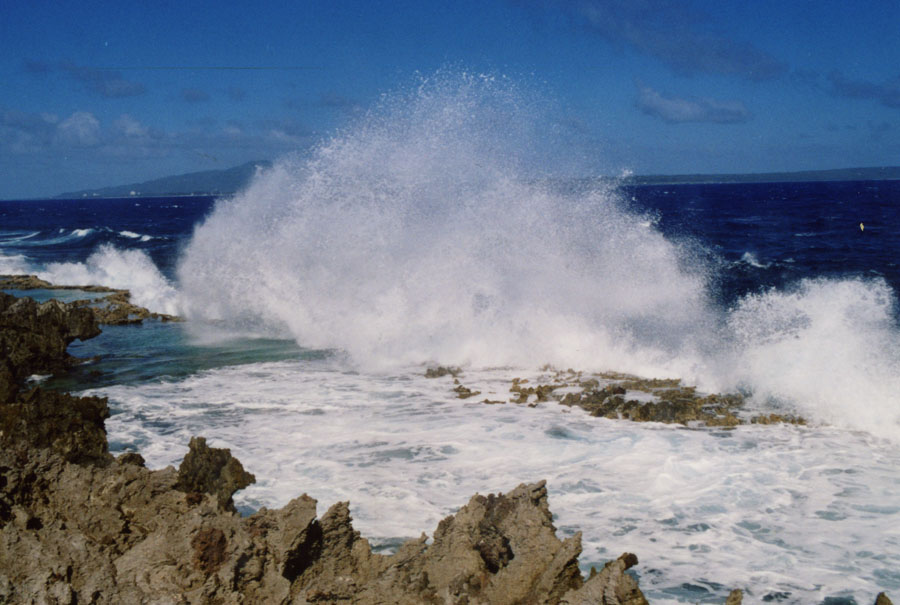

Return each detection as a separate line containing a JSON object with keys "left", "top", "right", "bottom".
{"left": 2, "top": 0, "right": 899, "bottom": 198}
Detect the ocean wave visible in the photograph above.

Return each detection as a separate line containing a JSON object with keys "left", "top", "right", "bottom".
{"left": 9, "top": 228, "right": 98, "bottom": 247}
{"left": 169, "top": 71, "right": 900, "bottom": 441}
{"left": 1, "top": 227, "right": 163, "bottom": 250}
{"left": 117, "top": 230, "right": 155, "bottom": 242}
{"left": 0, "top": 231, "right": 41, "bottom": 244}
{"left": 735, "top": 251, "right": 771, "bottom": 269}
{"left": 178, "top": 72, "right": 712, "bottom": 379}
{"left": 0, "top": 252, "right": 33, "bottom": 274}
{"left": 39, "top": 244, "right": 179, "bottom": 315}
{"left": 724, "top": 277, "right": 900, "bottom": 439}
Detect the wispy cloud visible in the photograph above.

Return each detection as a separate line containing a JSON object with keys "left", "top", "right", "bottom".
{"left": 635, "top": 85, "right": 751, "bottom": 124}
{"left": 1, "top": 108, "right": 59, "bottom": 153}
{"left": 828, "top": 71, "right": 900, "bottom": 109}
{"left": 60, "top": 62, "right": 147, "bottom": 98}
{"left": 227, "top": 87, "right": 246, "bottom": 101}
{"left": 318, "top": 92, "right": 362, "bottom": 114}
{"left": 1, "top": 103, "right": 316, "bottom": 170}
{"left": 3, "top": 109, "right": 106, "bottom": 151}
{"left": 22, "top": 59, "right": 52, "bottom": 74}
{"left": 182, "top": 88, "right": 211, "bottom": 103}
{"left": 114, "top": 114, "right": 151, "bottom": 138}
{"left": 549, "top": 0, "right": 785, "bottom": 81}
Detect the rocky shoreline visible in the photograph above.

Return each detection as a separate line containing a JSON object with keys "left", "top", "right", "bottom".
{"left": 0, "top": 290, "right": 894, "bottom": 604}
{"left": 0, "top": 274, "right": 179, "bottom": 325}
{"left": 426, "top": 366, "right": 806, "bottom": 428}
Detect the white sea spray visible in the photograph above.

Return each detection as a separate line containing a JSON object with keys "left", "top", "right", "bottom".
{"left": 178, "top": 72, "right": 715, "bottom": 378}
{"left": 177, "top": 72, "right": 900, "bottom": 440}
{"left": 40, "top": 244, "right": 180, "bottom": 315}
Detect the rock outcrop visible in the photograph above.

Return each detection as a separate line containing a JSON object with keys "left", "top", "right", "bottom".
{"left": 0, "top": 295, "right": 892, "bottom": 604}
{"left": 0, "top": 440, "right": 650, "bottom": 604}
{"left": 0, "top": 291, "right": 100, "bottom": 396}
{"left": 426, "top": 367, "right": 806, "bottom": 428}
{"left": 0, "top": 292, "right": 110, "bottom": 465}
{"left": 175, "top": 436, "right": 256, "bottom": 511}
{"left": 0, "top": 293, "right": 650, "bottom": 604}
{"left": 0, "top": 275, "right": 179, "bottom": 325}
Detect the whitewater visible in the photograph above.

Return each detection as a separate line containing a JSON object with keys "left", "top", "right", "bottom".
{"left": 2, "top": 73, "right": 899, "bottom": 603}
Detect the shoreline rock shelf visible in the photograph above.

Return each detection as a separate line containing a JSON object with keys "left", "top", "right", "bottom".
{"left": 0, "top": 291, "right": 892, "bottom": 603}
{"left": 0, "top": 274, "right": 180, "bottom": 325}
{"left": 0, "top": 291, "right": 649, "bottom": 604}
{"left": 427, "top": 367, "right": 806, "bottom": 428}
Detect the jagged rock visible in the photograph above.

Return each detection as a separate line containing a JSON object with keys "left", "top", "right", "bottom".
{"left": 726, "top": 588, "right": 744, "bottom": 604}
{"left": 425, "top": 366, "right": 461, "bottom": 378}
{"left": 0, "top": 387, "right": 110, "bottom": 465}
{"left": 0, "top": 292, "right": 109, "bottom": 464}
{"left": 561, "top": 552, "right": 647, "bottom": 605}
{"left": 876, "top": 592, "right": 894, "bottom": 605}
{"left": 1, "top": 274, "right": 180, "bottom": 325}
{"left": 413, "top": 480, "right": 585, "bottom": 604}
{"left": 117, "top": 452, "right": 146, "bottom": 467}
{"left": 557, "top": 381, "right": 743, "bottom": 426}
{"left": 175, "top": 436, "right": 256, "bottom": 511}
{"left": 454, "top": 384, "right": 481, "bottom": 399}
{"left": 0, "top": 292, "right": 100, "bottom": 401}
{"left": 1, "top": 436, "right": 649, "bottom": 605}
{"left": 0, "top": 274, "right": 55, "bottom": 289}
{"left": 750, "top": 413, "right": 806, "bottom": 425}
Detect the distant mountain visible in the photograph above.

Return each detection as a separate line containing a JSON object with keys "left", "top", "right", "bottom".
{"left": 622, "top": 165, "right": 900, "bottom": 186}
{"left": 57, "top": 161, "right": 272, "bottom": 199}
{"left": 56, "top": 162, "right": 900, "bottom": 199}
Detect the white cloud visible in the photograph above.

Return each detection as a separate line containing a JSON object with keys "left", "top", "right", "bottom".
{"left": 114, "top": 114, "right": 149, "bottom": 138}
{"left": 56, "top": 111, "right": 102, "bottom": 146}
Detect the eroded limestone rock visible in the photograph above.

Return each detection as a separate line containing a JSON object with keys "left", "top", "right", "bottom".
{"left": 0, "top": 292, "right": 100, "bottom": 399}
{"left": 1, "top": 274, "right": 180, "bottom": 325}
{"left": 175, "top": 436, "right": 256, "bottom": 511}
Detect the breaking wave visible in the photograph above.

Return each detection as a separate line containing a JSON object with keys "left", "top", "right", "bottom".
{"left": 1, "top": 243, "right": 179, "bottom": 316}
{"left": 175, "top": 71, "right": 900, "bottom": 440}
{"left": 41, "top": 244, "right": 179, "bottom": 315}
{"left": 178, "top": 72, "right": 714, "bottom": 377}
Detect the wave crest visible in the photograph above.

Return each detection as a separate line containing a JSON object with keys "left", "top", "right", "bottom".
{"left": 41, "top": 244, "right": 179, "bottom": 315}
{"left": 176, "top": 70, "right": 900, "bottom": 440}
{"left": 178, "top": 73, "right": 713, "bottom": 375}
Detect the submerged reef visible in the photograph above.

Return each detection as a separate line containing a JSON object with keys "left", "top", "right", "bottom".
{"left": 427, "top": 367, "right": 806, "bottom": 428}
{"left": 0, "top": 292, "right": 891, "bottom": 604}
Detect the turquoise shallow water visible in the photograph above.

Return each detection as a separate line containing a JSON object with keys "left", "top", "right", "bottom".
{"left": 51, "top": 319, "right": 324, "bottom": 391}
{"left": 2, "top": 287, "right": 102, "bottom": 304}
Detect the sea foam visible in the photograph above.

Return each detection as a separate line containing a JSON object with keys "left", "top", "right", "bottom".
{"left": 92, "top": 360, "right": 900, "bottom": 603}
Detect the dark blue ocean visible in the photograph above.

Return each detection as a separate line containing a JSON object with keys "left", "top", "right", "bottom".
{"left": 2, "top": 179, "right": 900, "bottom": 604}
{"left": 0, "top": 196, "right": 212, "bottom": 278}
{"left": 3, "top": 179, "right": 900, "bottom": 305}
